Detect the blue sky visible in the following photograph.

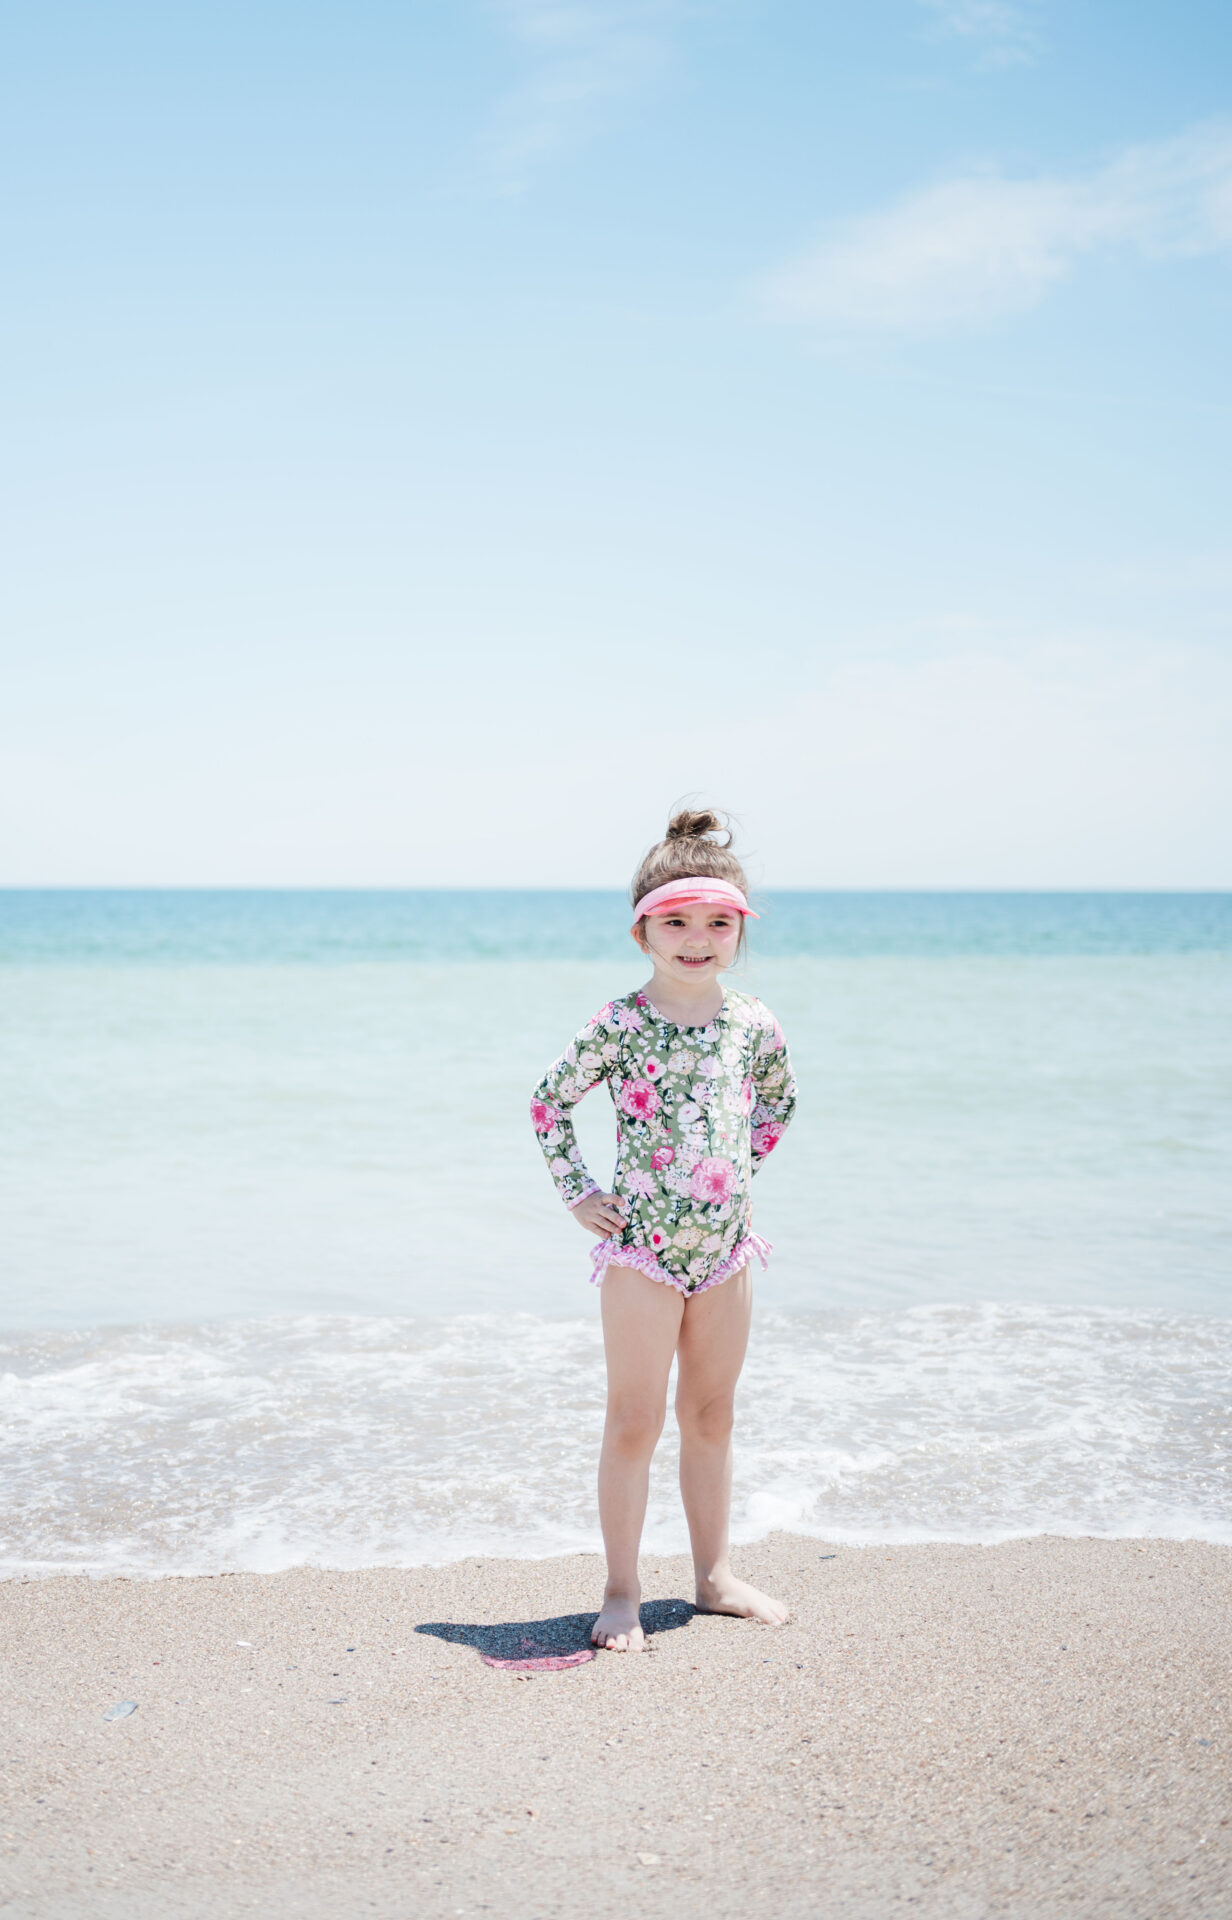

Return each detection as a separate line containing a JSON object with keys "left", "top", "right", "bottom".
{"left": 2, "top": 0, "right": 1229, "bottom": 886}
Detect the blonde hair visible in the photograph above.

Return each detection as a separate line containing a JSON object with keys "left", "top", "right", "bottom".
{"left": 630, "top": 809, "right": 750, "bottom": 914}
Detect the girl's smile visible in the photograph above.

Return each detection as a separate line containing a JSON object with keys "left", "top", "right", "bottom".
{"left": 645, "top": 906, "right": 741, "bottom": 975}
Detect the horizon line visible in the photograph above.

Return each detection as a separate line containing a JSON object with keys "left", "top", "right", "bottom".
{"left": 2, "top": 885, "right": 1229, "bottom": 899}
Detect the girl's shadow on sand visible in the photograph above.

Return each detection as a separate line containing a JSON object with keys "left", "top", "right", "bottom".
{"left": 415, "top": 1598, "right": 695, "bottom": 1662}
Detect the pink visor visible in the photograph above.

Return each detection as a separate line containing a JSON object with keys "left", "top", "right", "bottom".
{"left": 634, "top": 878, "right": 758, "bottom": 920}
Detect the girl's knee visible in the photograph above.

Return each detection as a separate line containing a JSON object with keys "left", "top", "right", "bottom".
{"left": 604, "top": 1397, "right": 666, "bottom": 1456}
{"left": 676, "top": 1391, "right": 735, "bottom": 1446}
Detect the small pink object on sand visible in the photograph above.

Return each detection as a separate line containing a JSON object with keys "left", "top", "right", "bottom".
{"left": 480, "top": 1649, "right": 595, "bottom": 1672}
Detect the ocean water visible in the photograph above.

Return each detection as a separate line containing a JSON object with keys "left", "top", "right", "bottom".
{"left": 1, "top": 891, "right": 1229, "bottom": 1574}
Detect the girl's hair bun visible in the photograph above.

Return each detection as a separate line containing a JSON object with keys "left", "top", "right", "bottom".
{"left": 664, "top": 808, "right": 731, "bottom": 847}
{"left": 630, "top": 805, "right": 748, "bottom": 913}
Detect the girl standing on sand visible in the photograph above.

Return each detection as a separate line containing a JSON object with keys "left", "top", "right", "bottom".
{"left": 530, "top": 811, "right": 797, "bottom": 1651}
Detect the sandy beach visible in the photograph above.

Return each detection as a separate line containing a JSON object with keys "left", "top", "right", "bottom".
{"left": 3, "top": 1535, "right": 1228, "bottom": 1919}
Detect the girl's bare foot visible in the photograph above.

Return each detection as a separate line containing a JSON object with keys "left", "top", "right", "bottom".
{"left": 591, "top": 1594, "right": 645, "bottom": 1651}
{"left": 695, "top": 1571, "right": 789, "bottom": 1625}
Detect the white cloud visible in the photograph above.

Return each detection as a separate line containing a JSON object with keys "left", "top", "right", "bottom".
{"left": 487, "top": 1, "right": 684, "bottom": 192}
{"left": 764, "top": 122, "right": 1232, "bottom": 334}
{"left": 917, "top": 0, "right": 1039, "bottom": 68}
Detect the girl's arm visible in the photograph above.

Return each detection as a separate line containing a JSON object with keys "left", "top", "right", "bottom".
{"left": 750, "top": 1012, "right": 797, "bottom": 1172}
{"left": 530, "top": 1006, "right": 619, "bottom": 1211}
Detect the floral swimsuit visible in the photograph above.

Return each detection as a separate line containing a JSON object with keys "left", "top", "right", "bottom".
{"left": 531, "top": 987, "right": 797, "bottom": 1295}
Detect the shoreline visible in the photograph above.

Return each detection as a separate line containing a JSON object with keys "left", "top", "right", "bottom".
{"left": 4, "top": 1534, "right": 1229, "bottom": 1918}
{"left": 6, "top": 1516, "right": 1232, "bottom": 1584}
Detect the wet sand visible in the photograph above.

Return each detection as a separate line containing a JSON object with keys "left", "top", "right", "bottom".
{"left": 2, "top": 1535, "right": 1228, "bottom": 1918}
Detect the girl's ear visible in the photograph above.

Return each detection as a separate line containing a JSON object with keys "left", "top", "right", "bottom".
{"left": 631, "top": 918, "right": 650, "bottom": 953}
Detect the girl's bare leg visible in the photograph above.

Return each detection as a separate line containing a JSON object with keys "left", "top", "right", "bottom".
{"left": 593, "top": 1267, "right": 684, "bottom": 1650}
{"left": 675, "top": 1266, "right": 789, "bottom": 1625}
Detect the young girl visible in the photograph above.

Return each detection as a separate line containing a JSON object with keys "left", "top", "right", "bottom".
{"left": 530, "top": 810, "right": 797, "bottom": 1651}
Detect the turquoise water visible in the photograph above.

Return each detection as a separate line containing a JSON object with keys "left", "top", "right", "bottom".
{"left": 2, "top": 888, "right": 1229, "bottom": 962}
{"left": 1, "top": 891, "right": 1229, "bottom": 1569}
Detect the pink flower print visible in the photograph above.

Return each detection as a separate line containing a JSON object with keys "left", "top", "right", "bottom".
{"left": 698, "top": 1056, "right": 721, "bottom": 1078}
{"left": 611, "top": 1004, "right": 645, "bottom": 1032}
{"left": 648, "top": 1226, "right": 668, "bottom": 1252}
{"left": 700, "top": 1023, "right": 719, "bottom": 1044}
{"left": 741, "top": 1077, "right": 754, "bottom": 1115}
{"left": 650, "top": 1145, "right": 675, "bottom": 1171}
{"left": 702, "top": 1233, "right": 723, "bottom": 1253}
{"left": 617, "top": 1078, "right": 661, "bottom": 1121}
{"left": 625, "top": 1169, "right": 657, "bottom": 1198}
{"left": 753, "top": 1123, "right": 784, "bottom": 1156}
{"left": 751, "top": 1102, "right": 772, "bottom": 1125}
{"left": 758, "top": 1018, "right": 786, "bottom": 1056}
{"left": 678, "top": 1101, "right": 701, "bottom": 1125}
{"left": 691, "top": 1156, "right": 736, "bottom": 1205}
{"left": 643, "top": 1055, "right": 664, "bottom": 1081}
{"left": 530, "top": 1098, "right": 560, "bottom": 1133}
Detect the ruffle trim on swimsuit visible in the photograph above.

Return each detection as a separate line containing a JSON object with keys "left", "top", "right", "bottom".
{"left": 589, "top": 1232, "right": 772, "bottom": 1296}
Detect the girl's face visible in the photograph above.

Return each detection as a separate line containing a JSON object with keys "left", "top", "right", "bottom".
{"left": 637, "top": 903, "right": 741, "bottom": 981}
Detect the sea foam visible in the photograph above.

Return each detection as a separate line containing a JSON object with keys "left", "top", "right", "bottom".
{"left": 3, "top": 1304, "right": 1228, "bottom": 1577}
